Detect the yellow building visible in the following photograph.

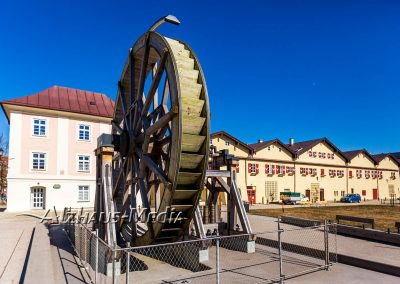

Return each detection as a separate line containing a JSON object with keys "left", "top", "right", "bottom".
{"left": 211, "top": 131, "right": 400, "bottom": 203}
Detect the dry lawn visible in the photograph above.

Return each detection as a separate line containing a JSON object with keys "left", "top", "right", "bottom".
{"left": 250, "top": 205, "right": 400, "bottom": 232}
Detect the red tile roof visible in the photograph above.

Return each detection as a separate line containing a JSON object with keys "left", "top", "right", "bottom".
{"left": 211, "top": 131, "right": 254, "bottom": 153}
{"left": 372, "top": 153, "right": 400, "bottom": 166}
{"left": 249, "top": 138, "right": 294, "bottom": 156}
{"left": 342, "top": 149, "right": 377, "bottom": 164}
{"left": 1, "top": 86, "right": 114, "bottom": 119}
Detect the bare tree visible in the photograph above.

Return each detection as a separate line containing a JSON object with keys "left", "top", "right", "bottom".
{"left": 0, "top": 132, "right": 8, "bottom": 203}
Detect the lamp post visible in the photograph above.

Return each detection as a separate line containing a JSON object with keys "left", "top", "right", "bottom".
{"left": 0, "top": 148, "right": 3, "bottom": 204}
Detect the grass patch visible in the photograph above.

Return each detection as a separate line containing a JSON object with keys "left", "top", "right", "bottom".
{"left": 250, "top": 205, "right": 400, "bottom": 232}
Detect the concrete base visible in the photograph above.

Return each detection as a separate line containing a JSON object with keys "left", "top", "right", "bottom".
{"left": 199, "top": 248, "right": 209, "bottom": 263}
{"left": 106, "top": 261, "right": 121, "bottom": 276}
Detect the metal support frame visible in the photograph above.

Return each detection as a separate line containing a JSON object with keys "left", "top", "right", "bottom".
{"left": 193, "top": 149, "right": 253, "bottom": 237}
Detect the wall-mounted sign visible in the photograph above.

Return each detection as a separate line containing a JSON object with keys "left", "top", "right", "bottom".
{"left": 53, "top": 184, "right": 61, "bottom": 189}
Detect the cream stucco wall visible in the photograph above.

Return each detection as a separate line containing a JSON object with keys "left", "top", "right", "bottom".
{"left": 211, "top": 134, "right": 400, "bottom": 203}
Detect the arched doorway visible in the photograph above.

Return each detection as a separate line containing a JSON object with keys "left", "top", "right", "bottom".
{"left": 31, "top": 187, "right": 45, "bottom": 209}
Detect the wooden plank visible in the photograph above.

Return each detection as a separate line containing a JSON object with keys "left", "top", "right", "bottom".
{"left": 180, "top": 81, "right": 202, "bottom": 99}
{"left": 175, "top": 57, "right": 195, "bottom": 69}
{"left": 206, "top": 170, "right": 231, "bottom": 177}
{"left": 182, "top": 115, "right": 205, "bottom": 135}
{"left": 177, "top": 68, "right": 199, "bottom": 81}
{"left": 177, "top": 172, "right": 201, "bottom": 184}
{"left": 174, "top": 190, "right": 198, "bottom": 200}
{"left": 180, "top": 153, "right": 204, "bottom": 169}
{"left": 181, "top": 134, "right": 205, "bottom": 152}
{"left": 181, "top": 97, "right": 204, "bottom": 116}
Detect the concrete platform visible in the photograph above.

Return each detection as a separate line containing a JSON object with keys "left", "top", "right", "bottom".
{"left": 249, "top": 214, "right": 400, "bottom": 275}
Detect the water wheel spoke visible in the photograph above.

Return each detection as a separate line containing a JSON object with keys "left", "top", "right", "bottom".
{"left": 117, "top": 82, "right": 131, "bottom": 131}
{"left": 112, "top": 120, "right": 123, "bottom": 134}
{"left": 146, "top": 110, "right": 176, "bottom": 136}
{"left": 112, "top": 157, "right": 128, "bottom": 198}
{"left": 142, "top": 154, "right": 171, "bottom": 188}
{"left": 161, "top": 78, "right": 169, "bottom": 106}
{"left": 142, "top": 50, "right": 168, "bottom": 117}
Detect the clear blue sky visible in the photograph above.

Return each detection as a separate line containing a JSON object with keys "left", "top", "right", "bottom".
{"left": 1, "top": 0, "right": 399, "bottom": 153}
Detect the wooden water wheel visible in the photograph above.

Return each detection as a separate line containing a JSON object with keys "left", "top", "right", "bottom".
{"left": 110, "top": 15, "right": 210, "bottom": 246}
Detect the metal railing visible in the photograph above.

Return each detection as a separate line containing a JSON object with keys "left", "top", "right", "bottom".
{"left": 63, "top": 219, "right": 336, "bottom": 283}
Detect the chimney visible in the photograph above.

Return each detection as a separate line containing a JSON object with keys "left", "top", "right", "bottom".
{"left": 258, "top": 139, "right": 263, "bottom": 144}
{"left": 289, "top": 138, "right": 294, "bottom": 146}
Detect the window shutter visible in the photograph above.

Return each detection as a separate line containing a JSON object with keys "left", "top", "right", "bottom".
{"left": 305, "top": 168, "right": 309, "bottom": 175}
{"left": 256, "top": 164, "right": 259, "bottom": 174}
{"left": 321, "top": 168, "right": 325, "bottom": 176}
{"left": 236, "top": 164, "right": 240, "bottom": 173}
{"left": 248, "top": 163, "right": 252, "bottom": 173}
{"left": 272, "top": 165, "right": 275, "bottom": 174}
{"left": 349, "top": 170, "right": 352, "bottom": 177}
{"left": 265, "top": 164, "right": 268, "bottom": 174}
{"left": 282, "top": 166, "right": 286, "bottom": 175}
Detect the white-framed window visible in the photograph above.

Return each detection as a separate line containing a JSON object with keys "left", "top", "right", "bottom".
{"left": 32, "top": 152, "right": 46, "bottom": 170}
{"left": 77, "top": 155, "right": 90, "bottom": 172}
{"left": 250, "top": 163, "right": 257, "bottom": 173}
{"left": 334, "top": 191, "right": 338, "bottom": 197}
{"left": 78, "top": 185, "right": 90, "bottom": 202}
{"left": 341, "top": 191, "right": 345, "bottom": 197}
{"left": 78, "top": 124, "right": 91, "bottom": 141}
{"left": 265, "top": 164, "right": 273, "bottom": 174}
{"left": 225, "top": 140, "right": 230, "bottom": 146}
{"left": 33, "top": 118, "right": 47, "bottom": 136}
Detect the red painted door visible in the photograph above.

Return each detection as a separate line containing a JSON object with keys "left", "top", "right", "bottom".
{"left": 305, "top": 189, "right": 311, "bottom": 200}
{"left": 373, "top": 188, "right": 378, "bottom": 200}
{"left": 247, "top": 187, "right": 256, "bottom": 205}
{"left": 320, "top": 188, "right": 325, "bottom": 201}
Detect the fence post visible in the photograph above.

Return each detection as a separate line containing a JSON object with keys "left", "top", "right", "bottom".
{"left": 112, "top": 245, "right": 116, "bottom": 284}
{"left": 95, "top": 229, "right": 99, "bottom": 284}
{"left": 126, "top": 246, "right": 130, "bottom": 284}
{"left": 216, "top": 236, "right": 220, "bottom": 284}
{"left": 324, "top": 220, "right": 329, "bottom": 270}
{"left": 277, "top": 217, "right": 284, "bottom": 283}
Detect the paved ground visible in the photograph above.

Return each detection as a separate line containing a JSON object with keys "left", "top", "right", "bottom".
{"left": 0, "top": 211, "right": 89, "bottom": 284}
{"left": 248, "top": 214, "right": 400, "bottom": 267}
{"left": 0, "top": 208, "right": 399, "bottom": 283}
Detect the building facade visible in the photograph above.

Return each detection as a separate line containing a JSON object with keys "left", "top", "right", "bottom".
{"left": 211, "top": 131, "right": 400, "bottom": 204}
{"left": 1, "top": 86, "right": 114, "bottom": 211}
